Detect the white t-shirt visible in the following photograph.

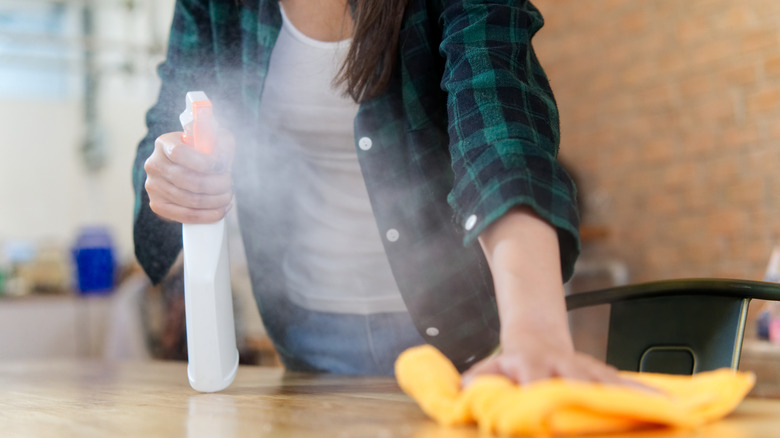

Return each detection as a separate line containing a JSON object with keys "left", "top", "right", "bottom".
{"left": 253, "top": 5, "right": 407, "bottom": 314}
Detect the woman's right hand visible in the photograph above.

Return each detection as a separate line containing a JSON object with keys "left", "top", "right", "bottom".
{"left": 144, "top": 130, "right": 235, "bottom": 224}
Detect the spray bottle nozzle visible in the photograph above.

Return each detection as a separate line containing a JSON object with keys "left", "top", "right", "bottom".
{"left": 179, "top": 91, "right": 216, "bottom": 154}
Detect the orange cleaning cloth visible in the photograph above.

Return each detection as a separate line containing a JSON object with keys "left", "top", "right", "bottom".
{"left": 395, "top": 345, "right": 755, "bottom": 436}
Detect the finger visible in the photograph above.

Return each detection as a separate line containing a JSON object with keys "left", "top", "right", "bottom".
{"left": 144, "top": 141, "right": 175, "bottom": 177}
{"left": 618, "top": 376, "right": 663, "bottom": 394}
{"left": 543, "top": 351, "right": 617, "bottom": 383}
{"left": 513, "top": 359, "right": 554, "bottom": 385}
{"left": 581, "top": 360, "right": 661, "bottom": 393}
{"left": 161, "top": 164, "right": 233, "bottom": 195}
{"left": 461, "top": 358, "right": 503, "bottom": 387}
{"left": 560, "top": 356, "right": 661, "bottom": 393}
{"left": 145, "top": 150, "right": 232, "bottom": 196}
{"left": 145, "top": 177, "right": 233, "bottom": 210}
{"left": 574, "top": 355, "right": 622, "bottom": 383}
{"left": 156, "top": 132, "right": 225, "bottom": 174}
{"left": 148, "top": 199, "right": 229, "bottom": 224}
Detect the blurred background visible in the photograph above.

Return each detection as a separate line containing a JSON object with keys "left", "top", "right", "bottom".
{"left": 0, "top": 0, "right": 778, "bottom": 393}
{"left": 0, "top": 0, "right": 272, "bottom": 366}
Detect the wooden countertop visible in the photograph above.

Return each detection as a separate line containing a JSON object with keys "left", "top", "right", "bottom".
{"left": 2, "top": 360, "right": 780, "bottom": 438}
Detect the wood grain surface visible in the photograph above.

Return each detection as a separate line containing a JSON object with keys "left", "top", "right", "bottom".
{"left": 1, "top": 360, "right": 779, "bottom": 438}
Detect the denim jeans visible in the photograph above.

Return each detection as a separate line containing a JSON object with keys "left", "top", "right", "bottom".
{"left": 265, "top": 296, "right": 426, "bottom": 376}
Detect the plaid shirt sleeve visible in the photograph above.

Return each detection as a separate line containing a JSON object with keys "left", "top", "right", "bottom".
{"left": 438, "top": 0, "right": 580, "bottom": 279}
{"left": 131, "top": 0, "right": 218, "bottom": 284}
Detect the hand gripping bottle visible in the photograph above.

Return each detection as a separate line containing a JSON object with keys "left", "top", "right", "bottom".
{"left": 179, "top": 91, "right": 239, "bottom": 392}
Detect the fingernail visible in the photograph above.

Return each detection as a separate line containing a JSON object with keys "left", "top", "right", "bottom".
{"left": 163, "top": 141, "right": 174, "bottom": 157}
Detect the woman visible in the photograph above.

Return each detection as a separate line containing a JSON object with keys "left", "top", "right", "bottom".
{"left": 133, "top": 0, "right": 622, "bottom": 385}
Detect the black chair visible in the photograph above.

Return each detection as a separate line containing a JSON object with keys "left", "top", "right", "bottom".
{"left": 565, "top": 278, "right": 780, "bottom": 374}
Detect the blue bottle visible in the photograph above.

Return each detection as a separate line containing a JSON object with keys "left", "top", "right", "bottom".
{"left": 73, "top": 226, "right": 115, "bottom": 294}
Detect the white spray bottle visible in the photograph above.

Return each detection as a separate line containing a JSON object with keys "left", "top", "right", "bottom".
{"left": 179, "top": 91, "right": 239, "bottom": 392}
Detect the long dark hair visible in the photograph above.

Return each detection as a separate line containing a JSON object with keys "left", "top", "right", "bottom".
{"left": 337, "top": 0, "right": 411, "bottom": 102}
{"left": 238, "top": 0, "right": 409, "bottom": 101}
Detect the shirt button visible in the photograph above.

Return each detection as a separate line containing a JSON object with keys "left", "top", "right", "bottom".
{"left": 464, "top": 214, "right": 477, "bottom": 231}
{"left": 358, "top": 136, "right": 373, "bottom": 150}
{"left": 426, "top": 327, "right": 439, "bottom": 337}
{"left": 386, "top": 228, "right": 400, "bottom": 242}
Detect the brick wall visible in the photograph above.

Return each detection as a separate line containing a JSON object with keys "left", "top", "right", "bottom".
{"left": 533, "top": 0, "right": 780, "bottom": 282}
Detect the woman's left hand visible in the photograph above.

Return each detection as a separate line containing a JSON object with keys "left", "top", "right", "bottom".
{"left": 472, "top": 207, "right": 653, "bottom": 391}
{"left": 461, "top": 329, "right": 625, "bottom": 387}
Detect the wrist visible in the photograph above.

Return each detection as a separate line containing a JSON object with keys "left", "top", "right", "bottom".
{"left": 499, "top": 313, "right": 574, "bottom": 347}
{"left": 492, "top": 272, "right": 571, "bottom": 345}
{"left": 478, "top": 206, "right": 575, "bottom": 352}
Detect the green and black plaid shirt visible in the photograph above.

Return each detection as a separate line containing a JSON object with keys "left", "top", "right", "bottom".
{"left": 132, "top": 0, "right": 579, "bottom": 370}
